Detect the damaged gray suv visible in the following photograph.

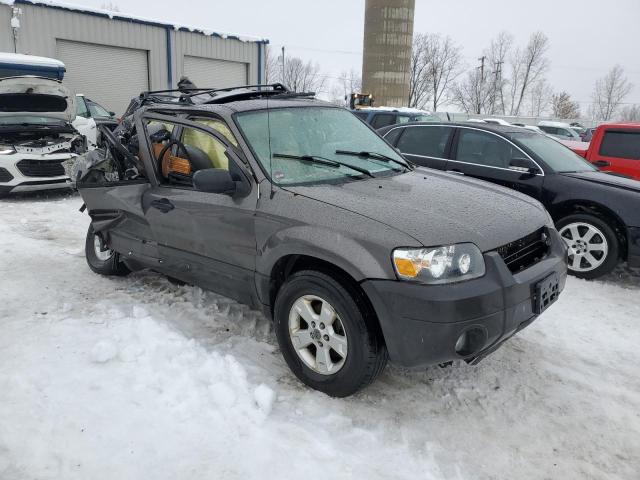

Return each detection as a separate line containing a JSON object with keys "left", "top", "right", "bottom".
{"left": 76, "top": 84, "right": 567, "bottom": 397}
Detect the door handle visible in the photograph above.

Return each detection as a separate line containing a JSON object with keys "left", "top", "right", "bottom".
{"left": 150, "top": 198, "right": 175, "bottom": 213}
{"left": 593, "top": 160, "right": 610, "bottom": 167}
{"left": 446, "top": 170, "right": 465, "bottom": 175}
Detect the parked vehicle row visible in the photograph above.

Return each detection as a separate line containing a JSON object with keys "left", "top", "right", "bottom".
{"left": 379, "top": 121, "right": 640, "bottom": 278}
{"left": 74, "top": 84, "right": 567, "bottom": 397}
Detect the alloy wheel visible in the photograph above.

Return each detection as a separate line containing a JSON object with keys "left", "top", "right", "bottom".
{"left": 288, "top": 295, "right": 348, "bottom": 375}
{"left": 559, "top": 222, "right": 609, "bottom": 273}
{"left": 93, "top": 234, "right": 114, "bottom": 261}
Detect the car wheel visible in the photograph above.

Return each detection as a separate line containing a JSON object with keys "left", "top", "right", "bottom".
{"left": 556, "top": 213, "right": 619, "bottom": 279}
{"left": 85, "top": 224, "right": 130, "bottom": 276}
{"left": 274, "top": 270, "right": 387, "bottom": 397}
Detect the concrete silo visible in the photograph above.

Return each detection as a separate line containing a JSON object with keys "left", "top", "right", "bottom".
{"left": 361, "top": 0, "right": 415, "bottom": 107}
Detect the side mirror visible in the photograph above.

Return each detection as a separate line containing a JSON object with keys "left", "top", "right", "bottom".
{"left": 509, "top": 158, "right": 541, "bottom": 175}
{"left": 109, "top": 111, "right": 116, "bottom": 117}
{"left": 193, "top": 169, "right": 236, "bottom": 195}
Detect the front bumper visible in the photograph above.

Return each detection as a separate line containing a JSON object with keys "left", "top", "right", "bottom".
{"left": 362, "top": 229, "right": 568, "bottom": 367}
{"left": 628, "top": 227, "right": 640, "bottom": 268}
{"left": 0, "top": 153, "right": 74, "bottom": 194}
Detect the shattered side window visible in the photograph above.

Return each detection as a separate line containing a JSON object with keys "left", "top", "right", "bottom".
{"left": 75, "top": 125, "right": 147, "bottom": 186}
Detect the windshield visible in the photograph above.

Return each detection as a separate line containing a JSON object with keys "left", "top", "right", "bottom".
{"left": 513, "top": 132, "right": 597, "bottom": 173}
{"left": 235, "top": 107, "right": 408, "bottom": 185}
{"left": 0, "top": 115, "right": 67, "bottom": 126}
{"left": 412, "top": 114, "right": 439, "bottom": 122}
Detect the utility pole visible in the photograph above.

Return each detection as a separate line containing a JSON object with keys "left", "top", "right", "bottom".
{"left": 491, "top": 60, "right": 504, "bottom": 114}
{"left": 477, "top": 56, "right": 486, "bottom": 83}
{"left": 281, "top": 46, "right": 286, "bottom": 88}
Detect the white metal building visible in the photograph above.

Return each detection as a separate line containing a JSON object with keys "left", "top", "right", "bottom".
{"left": 0, "top": 0, "right": 268, "bottom": 114}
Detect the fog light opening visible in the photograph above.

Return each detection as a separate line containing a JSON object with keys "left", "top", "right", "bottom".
{"left": 454, "top": 327, "right": 487, "bottom": 357}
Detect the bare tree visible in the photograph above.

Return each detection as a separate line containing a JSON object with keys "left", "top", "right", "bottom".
{"left": 329, "top": 70, "right": 362, "bottom": 106}
{"left": 550, "top": 91, "right": 581, "bottom": 119}
{"left": 527, "top": 80, "right": 553, "bottom": 116}
{"left": 282, "top": 56, "right": 325, "bottom": 93}
{"left": 100, "top": 1, "right": 120, "bottom": 11}
{"left": 408, "top": 33, "right": 463, "bottom": 111}
{"left": 590, "top": 65, "right": 633, "bottom": 121}
{"left": 264, "top": 45, "right": 281, "bottom": 84}
{"left": 408, "top": 34, "right": 432, "bottom": 109}
{"left": 485, "top": 31, "right": 513, "bottom": 115}
{"left": 618, "top": 104, "right": 640, "bottom": 122}
{"left": 425, "top": 34, "right": 463, "bottom": 112}
{"left": 508, "top": 32, "right": 549, "bottom": 115}
{"left": 451, "top": 68, "right": 491, "bottom": 114}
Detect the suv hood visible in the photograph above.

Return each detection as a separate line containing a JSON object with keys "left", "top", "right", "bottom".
{"left": 0, "top": 76, "right": 75, "bottom": 123}
{"left": 561, "top": 171, "right": 640, "bottom": 193}
{"left": 285, "top": 169, "right": 549, "bottom": 252}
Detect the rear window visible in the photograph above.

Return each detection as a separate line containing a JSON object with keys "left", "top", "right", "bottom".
{"left": 397, "top": 126, "right": 452, "bottom": 158}
{"left": 370, "top": 113, "right": 397, "bottom": 129}
{"left": 599, "top": 130, "right": 640, "bottom": 160}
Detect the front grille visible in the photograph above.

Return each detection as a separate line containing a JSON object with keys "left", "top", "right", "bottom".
{"left": 0, "top": 167, "right": 13, "bottom": 182}
{"left": 495, "top": 228, "right": 550, "bottom": 273}
{"left": 16, "top": 159, "right": 66, "bottom": 177}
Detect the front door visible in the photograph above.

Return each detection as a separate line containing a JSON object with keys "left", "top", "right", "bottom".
{"left": 450, "top": 127, "right": 544, "bottom": 200}
{"left": 138, "top": 113, "right": 259, "bottom": 304}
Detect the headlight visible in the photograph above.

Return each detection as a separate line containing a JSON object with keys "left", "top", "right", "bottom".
{"left": 392, "top": 243, "right": 485, "bottom": 284}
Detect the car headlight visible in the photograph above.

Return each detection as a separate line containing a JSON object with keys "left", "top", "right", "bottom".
{"left": 392, "top": 243, "right": 485, "bottom": 284}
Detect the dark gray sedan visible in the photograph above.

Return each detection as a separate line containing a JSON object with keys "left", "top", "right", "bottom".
{"left": 76, "top": 88, "right": 566, "bottom": 396}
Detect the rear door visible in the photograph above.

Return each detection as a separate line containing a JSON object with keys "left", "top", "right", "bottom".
{"left": 137, "top": 112, "right": 259, "bottom": 304}
{"left": 389, "top": 125, "right": 454, "bottom": 170}
{"left": 450, "top": 127, "right": 544, "bottom": 200}
{"left": 590, "top": 128, "right": 640, "bottom": 180}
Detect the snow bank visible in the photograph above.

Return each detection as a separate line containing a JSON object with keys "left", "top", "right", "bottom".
{"left": 0, "top": 193, "right": 639, "bottom": 479}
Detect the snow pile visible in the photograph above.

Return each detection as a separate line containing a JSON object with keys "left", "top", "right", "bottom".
{"left": 0, "top": 193, "right": 639, "bottom": 479}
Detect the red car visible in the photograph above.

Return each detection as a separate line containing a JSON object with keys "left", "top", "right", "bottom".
{"left": 567, "top": 123, "right": 640, "bottom": 180}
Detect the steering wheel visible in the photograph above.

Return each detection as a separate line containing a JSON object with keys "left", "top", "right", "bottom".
{"left": 158, "top": 139, "right": 192, "bottom": 177}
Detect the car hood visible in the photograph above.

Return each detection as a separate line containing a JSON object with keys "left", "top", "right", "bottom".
{"left": 284, "top": 168, "right": 549, "bottom": 251}
{"left": 561, "top": 171, "right": 640, "bottom": 193}
{"left": 0, "top": 76, "right": 75, "bottom": 122}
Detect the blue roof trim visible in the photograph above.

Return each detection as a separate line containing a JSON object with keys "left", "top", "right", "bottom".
{"left": 13, "top": 0, "right": 270, "bottom": 44}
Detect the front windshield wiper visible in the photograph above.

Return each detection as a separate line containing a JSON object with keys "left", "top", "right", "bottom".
{"left": 272, "top": 153, "right": 375, "bottom": 178}
{"left": 335, "top": 149, "right": 413, "bottom": 171}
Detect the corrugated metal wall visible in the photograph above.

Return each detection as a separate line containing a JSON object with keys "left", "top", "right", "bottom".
{"left": 0, "top": 2, "right": 263, "bottom": 102}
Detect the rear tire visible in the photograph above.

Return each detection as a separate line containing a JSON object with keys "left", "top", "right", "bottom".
{"left": 556, "top": 213, "right": 619, "bottom": 279}
{"left": 85, "top": 224, "right": 130, "bottom": 276}
{"left": 274, "top": 270, "right": 387, "bottom": 397}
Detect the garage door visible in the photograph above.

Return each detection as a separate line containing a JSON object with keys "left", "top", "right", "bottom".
{"left": 56, "top": 40, "right": 149, "bottom": 115}
{"left": 183, "top": 56, "right": 247, "bottom": 89}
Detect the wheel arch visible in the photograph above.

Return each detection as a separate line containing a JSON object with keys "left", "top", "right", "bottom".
{"left": 267, "top": 254, "right": 386, "bottom": 343}
{"left": 550, "top": 200, "right": 628, "bottom": 260}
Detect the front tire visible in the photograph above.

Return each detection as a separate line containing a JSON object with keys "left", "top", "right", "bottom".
{"left": 556, "top": 213, "right": 619, "bottom": 279}
{"left": 274, "top": 270, "right": 387, "bottom": 397}
{"left": 85, "top": 224, "right": 130, "bottom": 276}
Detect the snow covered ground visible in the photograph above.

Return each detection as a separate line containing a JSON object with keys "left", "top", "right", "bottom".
{"left": 1, "top": 192, "right": 639, "bottom": 480}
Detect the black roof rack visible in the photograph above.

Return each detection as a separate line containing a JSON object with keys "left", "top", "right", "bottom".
{"left": 127, "top": 83, "right": 317, "bottom": 116}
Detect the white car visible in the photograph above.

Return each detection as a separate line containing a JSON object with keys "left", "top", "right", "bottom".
{"left": 0, "top": 76, "right": 85, "bottom": 194}
{"left": 537, "top": 121, "right": 582, "bottom": 141}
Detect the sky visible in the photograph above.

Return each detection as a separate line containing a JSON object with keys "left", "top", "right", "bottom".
{"left": 67, "top": 0, "right": 640, "bottom": 111}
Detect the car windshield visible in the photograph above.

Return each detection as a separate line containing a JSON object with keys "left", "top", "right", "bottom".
{"left": 0, "top": 115, "right": 66, "bottom": 126}
{"left": 235, "top": 106, "right": 409, "bottom": 185}
{"left": 512, "top": 132, "right": 597, "bottom": 173}
{"left": 413, "top": 114, "right": 439, "bottom": 122}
